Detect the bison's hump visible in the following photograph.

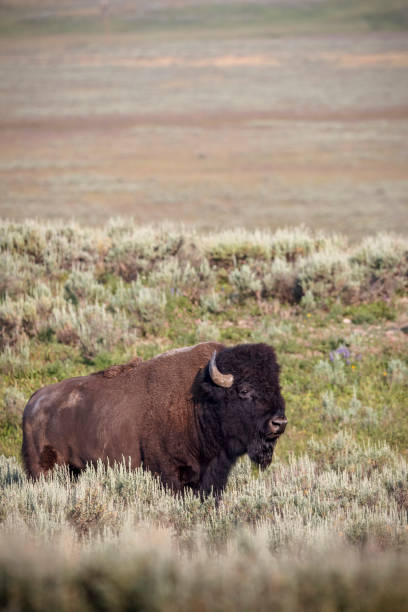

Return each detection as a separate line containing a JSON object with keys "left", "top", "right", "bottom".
{"left": 94, "top": 357, "right": 143, "bottom": 378}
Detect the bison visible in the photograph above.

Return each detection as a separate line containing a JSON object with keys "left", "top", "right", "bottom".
{"left": 22, "top": 342, "right": 287, "bottom": 498}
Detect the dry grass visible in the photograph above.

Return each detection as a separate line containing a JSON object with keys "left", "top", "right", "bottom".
{"left": 0, "top": 221, "right": 407, "bottom": 609}
{"left": 1, "top": 434, "right": 408, "bottom": 610}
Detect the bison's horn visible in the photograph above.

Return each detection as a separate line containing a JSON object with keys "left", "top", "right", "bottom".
{"left": 209, "top": 351, "right": 234, "bottom": 388}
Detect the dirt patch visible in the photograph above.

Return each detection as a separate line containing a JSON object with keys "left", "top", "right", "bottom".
{"left": 1, "top": 32, "right": 407, "bottom": 237}
{"left": 26, "top": 51, "right": 408, "bottom": 70}
{"left": 321, "top": 52, "right": 408, "bottom": 68}
{"left": 2, "top": 106, "right": 408, "bottom": 136}
{"left": 1, "top": 104, "right": 407, "bottom": 237}
{"left": 69, "top": 55, "right": 281, "bottom": 68}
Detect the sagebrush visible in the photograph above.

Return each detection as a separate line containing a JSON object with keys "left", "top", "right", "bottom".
{"left": 0, "top": 220, "right": 407, "bottom": 610}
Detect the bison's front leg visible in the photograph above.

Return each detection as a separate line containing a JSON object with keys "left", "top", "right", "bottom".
{"left": 199, "top": 451, "right": 233, "bottom": 500}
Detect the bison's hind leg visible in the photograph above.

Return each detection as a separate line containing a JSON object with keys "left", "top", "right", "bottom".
{"left": 24, "top": 441, "right": 81, "bottom": 480}
{"left": 23, "top": 443, "right": 60, "bottom": 480}
{"left": 68, "top": 464, "right": 82, "bottom": 479}
{"left": 39, "top": 445, "right": 59, "bottom": 473}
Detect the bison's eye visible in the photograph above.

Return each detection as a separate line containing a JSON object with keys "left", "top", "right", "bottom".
{"left": 238, "top": 384, "right": 255, "bottom": 400}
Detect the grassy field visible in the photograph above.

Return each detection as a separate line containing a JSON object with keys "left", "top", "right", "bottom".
{"left": 1, "top": 444, "right": 408, "bottom": 611}
{"left": 0, "top": 219, "right": 408, "bottom": 609}
{"left": 1, "top": 220, "right": 407, "bottom": 457}
{"left": 1, "top": 0, "right": 408, "bottom": 38}
{"left": 1, "top": 1, "right": 408, "bottom": 608}
{"left": 0, "top": 0, "right": 407, "bottom": 237}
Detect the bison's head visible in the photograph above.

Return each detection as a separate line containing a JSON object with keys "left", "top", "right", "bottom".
{"left": 198, "top": 343, "right": 287, "bottom": 470}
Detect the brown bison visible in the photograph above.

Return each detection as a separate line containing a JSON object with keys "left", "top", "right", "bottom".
{"left": 22, "top": 342, "right": 287, "bottom": 497}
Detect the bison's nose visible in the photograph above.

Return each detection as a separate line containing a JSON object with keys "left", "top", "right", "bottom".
{"left": 269, "top": 417, "right": 288, "bottom": 435}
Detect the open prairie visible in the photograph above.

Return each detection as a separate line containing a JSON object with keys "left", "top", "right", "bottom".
{"left": 1, "top": 3, "right": 408, "bottom": 609}
{"left": 0, "top": 0, "right": 407, "bottom": 237}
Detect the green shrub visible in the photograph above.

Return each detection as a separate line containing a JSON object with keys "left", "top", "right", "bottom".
{"left": 262, "top": 257, "right": 296, "bottom": 301}
{"left": 229, "top": 263, "right": 262, "bottom": 300}
{"left": 105, "top": 225, "right": 184, "bottom": 281}
{"left": 0, "top": 296, "right": 23, "bottom": 348}
{"left": 1, "top": 387, "right": 26, "bottom": 428}
{"left": 0, "top": 252, "right": 36, "bottom": 299}
{"left": 270, "top": 226, "right": 345, "bottom": 261}
{"left": 253, "top": 319, "right": 293, "bottom": 344}
{"left": 195, "top": 319, "right": 220, "bottom": 343}
{"left": 296, "top": 251, "right": 360, "bottom": 301}
{"left": 314, "top": 354, "right": 347, "bottom": 386}
{"left": 352, "top": 233, "right": 408, "bottom": 271}
{"left": 202, "top": 228, "right": 272, "bottom": 265}
{"left": 300, "top": 289, "right": 317, "bottom": 311}
{"left": 0, "top": 340, "right": 31, "bottom": 375}
{"left": 387, "top": 359, "right": 408, "bottom": 385}
{"left": 64, "top": 268, "right": 105, "bottom": 305}
{"left": 68, "top": 485, "right": 121, "bottom": 537}
{"left": 52, "top": 303, "right": 133, "bottom": 360}
{"left": 321, "top": 388, "right": 379, "bottom": 428}
{"left": 200, "top": 290, "right": 223, "bottom": 314}
{"left": 149, "top": 257, "right": 214, "bottom": 300}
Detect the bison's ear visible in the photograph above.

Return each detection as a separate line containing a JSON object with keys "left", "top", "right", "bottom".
{"left": 238, "top": 384, "right": 256, "bottom": 401}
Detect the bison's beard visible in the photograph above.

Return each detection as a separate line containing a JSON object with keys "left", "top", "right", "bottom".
{"left": 247, "top": 436, "right": 278, "bottom": 470}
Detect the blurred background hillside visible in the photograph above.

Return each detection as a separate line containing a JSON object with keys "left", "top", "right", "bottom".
{"left": 0, "top": 0, "right": 407, "bottom": 238}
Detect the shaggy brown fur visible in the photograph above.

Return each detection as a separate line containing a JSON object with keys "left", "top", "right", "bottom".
{"left": 22, "top": 342, "right": 286, "bottom": 498}
{"left": 39, "top": 445, "right": 58, "bottom": 471}
{"left": 94, "top": 357, "right": 143, "bottom": 378}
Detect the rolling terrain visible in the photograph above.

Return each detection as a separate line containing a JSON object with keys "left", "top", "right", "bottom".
{"left": 0, "top": 3, "right": 407, "bottom": 609}
{"left": 0, "top": 219, "right": 407, "bottom": 610}
{"left": 0, "top": 0, "right": 407, "bottom": 237}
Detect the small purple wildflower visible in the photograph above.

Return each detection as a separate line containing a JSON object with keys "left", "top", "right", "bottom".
{"left": 329, "top": 345, "right": 351, "bottom": 363}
